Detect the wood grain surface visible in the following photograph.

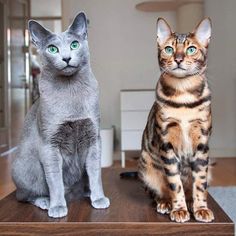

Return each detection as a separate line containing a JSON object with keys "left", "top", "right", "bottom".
{"left": 0, "top": 168, "right": 234, "bottom": 235}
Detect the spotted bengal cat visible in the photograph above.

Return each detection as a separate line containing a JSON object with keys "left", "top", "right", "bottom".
{"left": 139, "top": 18, "right": 214, "bottom": 223}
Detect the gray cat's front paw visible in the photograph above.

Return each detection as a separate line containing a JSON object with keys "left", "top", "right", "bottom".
{"left": 48, "top": 206, "right": 68, "bottom": 218}
{"left": 92, "top": 197, "right": 110, "bottom": 209}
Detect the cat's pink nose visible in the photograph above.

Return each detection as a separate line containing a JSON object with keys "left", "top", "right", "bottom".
{"left": 175, "top": 57, "right": 183, "bottom": 64}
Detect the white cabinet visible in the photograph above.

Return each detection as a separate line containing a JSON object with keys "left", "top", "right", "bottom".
{"left": 120, "top": 90, "right": 155, "bottom": 167}
{"left": 121, "top": 111, "right": 150, "bottom": 131}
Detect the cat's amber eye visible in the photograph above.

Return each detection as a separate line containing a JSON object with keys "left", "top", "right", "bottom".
{"left": 48, "top": 45, "right": 59, "bottom": 54}
{"left": 186, "top": 46, "right": 197, "bottom": 55}
{"left": 164, "top": 46, "right": 174, "bottom": 55}
{"left": 70, "top": 41, "right": 80, "bottom": 50}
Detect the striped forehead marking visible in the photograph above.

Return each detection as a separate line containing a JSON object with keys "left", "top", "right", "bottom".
{"left": 175, "top": 33, "right": 189, "bottom": 44}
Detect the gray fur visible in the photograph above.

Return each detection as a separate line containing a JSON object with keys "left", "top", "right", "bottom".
{"left": 11, "top": 12, "right": 110, "bottom": 218}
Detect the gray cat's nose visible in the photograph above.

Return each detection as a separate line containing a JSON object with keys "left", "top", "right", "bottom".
{"left": 62, "top": 57, "right": 71, "bottom": 64}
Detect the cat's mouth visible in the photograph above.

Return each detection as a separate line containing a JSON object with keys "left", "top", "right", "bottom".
{"left": 59, "top": 65, "right": 78, "bottom": 76}
{"left": 170, "top": 66, "right": 188, "bottom": 78}
{"left": 62, "top": 65, "right": 77, "bottom": 70}
{"left": 173, "top": 66, "right": 186, "bottom": 71}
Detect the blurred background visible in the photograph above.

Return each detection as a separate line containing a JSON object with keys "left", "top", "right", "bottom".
{"left": 0, "top": 0, "right": 235, "bottom": 200}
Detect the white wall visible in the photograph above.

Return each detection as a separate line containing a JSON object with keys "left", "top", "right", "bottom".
{"left": 62, "top": 0, "right": 176, "bottom": 148}
{"left": 30, "top": 0, "right": 62, "bottom": 33}
{"left": 204, "top": 0, "right": 236, "bottom": 157}
{"left": 62, "top": 0, "right": 236, "bottom": 157}
{"left": 31, "top": 0, "right": 61, "bottom": 17}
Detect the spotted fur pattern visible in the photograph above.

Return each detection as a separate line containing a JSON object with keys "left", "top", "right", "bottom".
{"left": 139, "top": 18, "right": 214, "bottom": 223}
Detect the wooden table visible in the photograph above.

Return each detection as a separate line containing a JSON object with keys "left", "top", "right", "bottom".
{"left": 0, "top": 168, "right": 234, "bottom": 235}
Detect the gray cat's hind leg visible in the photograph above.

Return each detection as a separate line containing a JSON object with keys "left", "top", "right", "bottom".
{"left": 12, "top": 146, "right": 50, "bottom": 211}
{"left": 16, "top": 190, "right": 49, "bottom": 211}
{"left": 31, "top": 197, "right": 50, "bottom": 210}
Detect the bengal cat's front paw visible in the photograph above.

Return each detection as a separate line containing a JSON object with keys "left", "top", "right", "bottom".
{"left": 170, "top": 209, "right": 190, "bottom": 223}
{"left": 92, "top": 197, "right": 110, "bottom": 209}
{"left": 156, "top": 200, "right": 172, "bottom": 214}
{"left": 194, "top": 208, "right": 214, "bottom": 222}
{"left": 48, "top": 206, "right": 68, "bottom": 218}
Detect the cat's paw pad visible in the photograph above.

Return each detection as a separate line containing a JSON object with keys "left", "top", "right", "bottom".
{"left": 92, "top": 197, "right": 110, "bottom": 209}
{"left": 194, "top": 208, "right": 214, "bottom": 222}
{"left": 170, "top": 209, "right": 190, "bottom": 223}
{"left": 48, "top": 206, "right": 68, "bottom": 218}
{"left": 32, "top": 197, "right": 50, "bottom": 210}
{"left": 156, "top": 201, "right": 171, "bottom": 214}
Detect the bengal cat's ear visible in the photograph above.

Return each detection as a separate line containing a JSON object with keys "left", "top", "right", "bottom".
{"left": 193, "top": 18, "right": 212, "bottom": 47}
{"left": 156, "top": 18, "right": 172, "bottom": 46}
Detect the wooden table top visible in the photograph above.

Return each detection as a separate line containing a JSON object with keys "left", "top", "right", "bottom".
{"left": 0, "top": 168, "right": 234, "bottom": 235}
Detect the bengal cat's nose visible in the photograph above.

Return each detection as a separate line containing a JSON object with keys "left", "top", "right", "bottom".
{"left": 175, "top": 57, "right": 183, "bottom": 64}
{"left": 62, "top": 57, "right": 71, "bottom": 64}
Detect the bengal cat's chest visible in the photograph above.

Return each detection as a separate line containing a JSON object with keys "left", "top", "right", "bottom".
{"left": 161, "top": 105, "right": 210, "bottom": 124}
{"left": 158, "top": 104, "right": 211, "bottom": 157}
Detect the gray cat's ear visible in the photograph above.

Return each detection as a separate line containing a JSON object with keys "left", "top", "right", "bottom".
{"left": 193, "top": 18, "right": 212, "bottom": 46}
{"left": 68, "top": 12, "right": 87, "bottom": 38}
{"left": 28, "top": 20, "right": 52, "bottom": 47}
{"left": 157, "top": 18, "right": 172, "bottom": 45}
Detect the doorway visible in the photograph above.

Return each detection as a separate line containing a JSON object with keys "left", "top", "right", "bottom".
{"left": 0, "top": 0, "right": 9, "bottom": 154}
{"left": 8, "top": 0, "right": 30, "bottom": 148}
{"left": 0, "top": 0, "right": 30, "bottom": 155}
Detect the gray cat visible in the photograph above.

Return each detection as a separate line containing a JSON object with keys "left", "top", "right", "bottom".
{"left": 11, "top": 12, "right": 110, "bottom": 218}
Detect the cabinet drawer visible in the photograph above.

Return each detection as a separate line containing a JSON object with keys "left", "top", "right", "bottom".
{"left": 121, "top": 90, "right": 155, "bottom": 111}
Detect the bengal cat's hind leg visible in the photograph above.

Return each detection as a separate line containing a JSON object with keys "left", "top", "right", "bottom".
{"left": 156, "top": 198, "right": 172, "bottom": 214}
{"left": 144, "top": 185, "right": 171, "bottom": 215}
{"left": 139, "top": 151, "right": 172, "bottom": 215}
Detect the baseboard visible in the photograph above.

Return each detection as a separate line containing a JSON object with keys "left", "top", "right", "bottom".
{"left": 209, "top": 148, "right": 236, "bottom": 158}
{"left": 114, "top": 148, "right": 236, "bottom": 160}
{"left": 0, "top": 146, "right": 18, "bottom": 157}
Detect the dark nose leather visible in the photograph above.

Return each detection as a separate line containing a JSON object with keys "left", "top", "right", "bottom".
{"left": 62, "top": 57, "right": 71, "bottom": 64}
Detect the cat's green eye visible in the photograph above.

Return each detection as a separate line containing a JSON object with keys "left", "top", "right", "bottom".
{"left": 186, "top": 46, "right": 197, "bottom": 55}
{"left": 48, "top": 45, "right": 59, "bottom": 54}
{"left": 70, "top": 41, "right": 80, "bottom": 50}
{"left": 165, "top": 46, "right": 174, "bottom": 55}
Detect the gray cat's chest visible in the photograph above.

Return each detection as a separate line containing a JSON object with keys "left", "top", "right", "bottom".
{"left": 41, "top": 86, "right": 97, "bottom": 122}
{"left": 51, "top": 119, "right": 97, "bottom": 153}
{"left": 38, "top": 78, "right": 99, "bottom": 145}
{"left": 51, "top": 118, "right": 97, "bottom": 187}
{"left": 41, "top": 85, "right": 98, "bottom": 186}
{"left": 50, "top": 93, "right": 93, "bottom": 118}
